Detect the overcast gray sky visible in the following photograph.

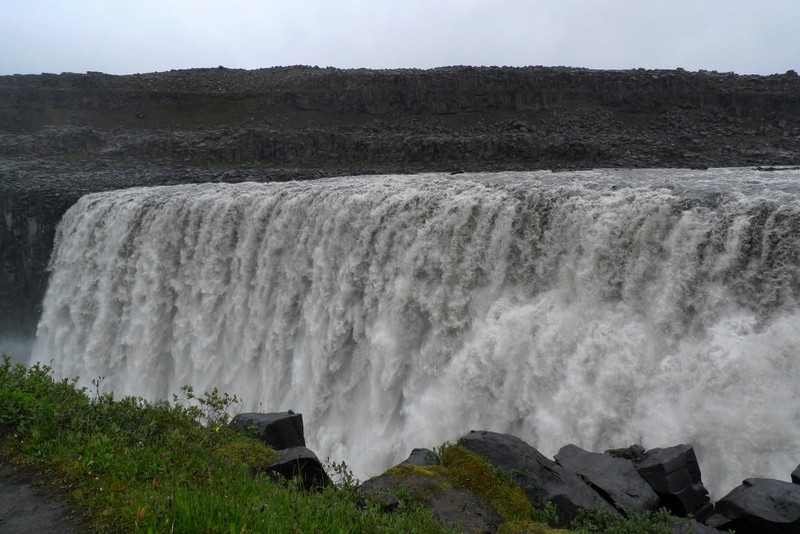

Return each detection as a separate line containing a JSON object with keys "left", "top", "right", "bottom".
{"left": 1, "top": 0, "right": 798, "bottom": 76}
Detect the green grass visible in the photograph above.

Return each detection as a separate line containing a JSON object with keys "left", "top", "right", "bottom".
{"left": 570, "top": 507, "right": 678, "bottom": 534}
{"left": 0, "top": 354, "right": 714, "bottom": 533}
{"left": 0, "top": 355, "right": 450, "bottom": 533}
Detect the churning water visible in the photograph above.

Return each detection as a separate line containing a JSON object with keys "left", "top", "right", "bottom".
{"left": 32, "top": 168, "right": 800, "bottom": 496}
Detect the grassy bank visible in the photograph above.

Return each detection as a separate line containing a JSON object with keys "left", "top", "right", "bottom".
{"left": 0, "top": 355, "right": 452, "bottom": 533}
{"left": 0, "top": 355, "right": 690, "bottom": 533}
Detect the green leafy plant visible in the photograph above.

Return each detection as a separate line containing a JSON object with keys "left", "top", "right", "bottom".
{"left": 171, "top": 384, "right": 242, "bottom": 428}
{"left": 325, "top": 458, "right": 360, "bottom": 490}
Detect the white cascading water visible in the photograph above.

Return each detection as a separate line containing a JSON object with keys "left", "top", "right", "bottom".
{"left": 32, "top": 168, "right": 800, "bottom": 497}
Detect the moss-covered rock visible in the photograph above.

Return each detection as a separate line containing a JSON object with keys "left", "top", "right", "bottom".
{"left": 360, "top": 444, "right": 562, "bottom": 533}
{"left": 361, "top": 464, "right": 501, "bottom": 532}
{"left": 441, "top": 444, "right": 535, "bottom": 522}
{"left": 216, "top": 436, "right": 277, "bottom": 471}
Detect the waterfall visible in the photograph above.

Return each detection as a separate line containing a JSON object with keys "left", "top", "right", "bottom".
{"left": 32, "top": 168, "right": 800, "bottom": 496}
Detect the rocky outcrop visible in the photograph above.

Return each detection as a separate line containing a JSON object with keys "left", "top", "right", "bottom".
{"left": 460, "top": 431, "right": 619, "bottom": 525}
{"left": 358, "top": 432, "right": 740, "bottom": 533}
{"left": 361, "top": 431, "right": 800, "bottom": 534}
{"left": 265, "top": 447, "right": 331, "bottom": 490}
{"left": 3, "top": 66, "right": 799, "bottom": 122}
{"left": 403, "top": 448, "right": 440, "bottom": 467}
{"left": 705, "top": 478, "right": 800, "bottom": 533}
{"left": 230, "top": 411, "right": 305, "bottom": 450}
{"left": 227, "top": 417, "right": 800, "bottom": 532}
{"left": 359, "top": 464, "right": 504, "bottom": 533}
{"left": 635, "top": 445, "right": 712, "bottom": 519}
{"left": 1, "top": 66, "right": 798, "bottom": 171}
{"left": 229, "top": 411, "right": 330, "bottom": 490}
{"left": 555, "top": 444, "right": 659, "bottom": 516}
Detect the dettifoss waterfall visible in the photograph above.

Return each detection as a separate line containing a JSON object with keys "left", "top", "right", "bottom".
{"left": 31, "top": 168, "right": 800, "bottom": 496}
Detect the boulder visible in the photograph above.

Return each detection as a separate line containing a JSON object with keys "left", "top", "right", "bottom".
{"left": 229, "top": 411, "right": 305, "bottom": 450}
{"left": 403, "top": 447, "right": 440, "bottom": 467}
{"left": 460, "top": 430, "right": 618, "bottom": 526}
{"left": 704, "top": 478, "right": 800, "bottom": 533}
{"left": 360, "top": 463, "right": 502, "bottom": 533}
{"left": 791, "top": 464, "right": 800, "bottom": 485}
{"left": 555, "top": 444, "right": 659, "bottom": 515}
{"left": 635, "top": 444, "right": 711, "bottom": 519}
{"left": 265, "top": 446, "right": 331, "bottom": 489}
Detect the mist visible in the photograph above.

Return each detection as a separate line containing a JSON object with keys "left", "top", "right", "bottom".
{"left": 0, "top": 335, "right": 34, "bottom": 365}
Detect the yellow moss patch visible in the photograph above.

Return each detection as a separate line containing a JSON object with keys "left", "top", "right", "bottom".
{"left": 216, "top": 438, "right": 276, "bottom": 470}
{"left": 386, "top": 462, "right": 449, "bottom": 479}
{"left": 440, "top": 445, "right": 534, "bottom": 522}
{"left": 498, "top": 520, "right": 571, "bottom": 534}
{"left": 384, "top": 463, "right": 453, "bottom": 500}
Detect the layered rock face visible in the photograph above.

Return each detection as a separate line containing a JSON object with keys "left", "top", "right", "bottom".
{"left": 1, "top": 66, "right": 799, "bottom": 170}
{"left": 1, "top": 66, "right": 799, "bottom": 343}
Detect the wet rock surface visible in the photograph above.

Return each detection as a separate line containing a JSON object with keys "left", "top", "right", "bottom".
{"left": 705, "top": 478, "right": 800, "bottom": 533}
{"left": 0, "top": 465, "right": 85, "bottom": 534}
{"left": 460, "top": 431, "right": 618, "bottom": 526}
{"left": 360, "top": 431, "right": 800, "bottom": 532}
{"left": 555, "top": 443, "right": 659, "bottom": 516}
{"left": 265, "top": 446, "right": 331, "bottom": 490}
{"left": 230, "top": 411, "right": 306, "bottom": 450}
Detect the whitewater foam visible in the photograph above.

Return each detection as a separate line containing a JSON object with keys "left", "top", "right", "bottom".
{"left": 32, "top": 168, "right": 800, "bottom": 496}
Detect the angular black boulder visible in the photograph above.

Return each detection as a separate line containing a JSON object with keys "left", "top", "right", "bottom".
{"left": 635, "top": 444, "right": 711, "bottom": 519}
{"left": 791, "top": 464, "right": 800, "bottom": 485}
{"left": 460, "top": 430, "right": 618, "bottom": 526}
{"left": 704, "top": 478, "right": 800, "bottom": 533}
{"left": 265, "top": 446, "right": 331, "bottom": 489}
{"left": 555, "top": 443, "right": 659, "bottom": 516}
{"left": 229, "top": 411, "right": 305, "bottom": 450}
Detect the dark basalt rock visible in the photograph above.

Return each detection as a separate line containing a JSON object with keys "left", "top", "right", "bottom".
{"left": 555, "top": 443, "right": 659, "bottom": 516}
{"left": 791, "top": 464, "right": 800, "bottom": 485}
{"left": 704, "top": 478, "right": 800, "bottom": 533}
{"left": 403, "top": 447, "right": 440, "bottom": 467}
{"left": 265, "top": 446, "right": 331, "bottom": 490}
{"left": 360, "top": 466, "right": 502, "bottom": 533}
{"left": 460, "top": 430, "right": 618, "bottom": 526}
{"left": 229, "top": 411, "right": 305, "bottom": 450}
{"left": 635, "top": 444, "right": 711, "bottom": 519}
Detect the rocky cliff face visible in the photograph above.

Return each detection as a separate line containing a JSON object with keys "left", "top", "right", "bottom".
{"left": 2, "top": 66, "right": 799, "bottom": 170}
{"left": 1, "top": 65, "right": 799, "bottom": 343}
